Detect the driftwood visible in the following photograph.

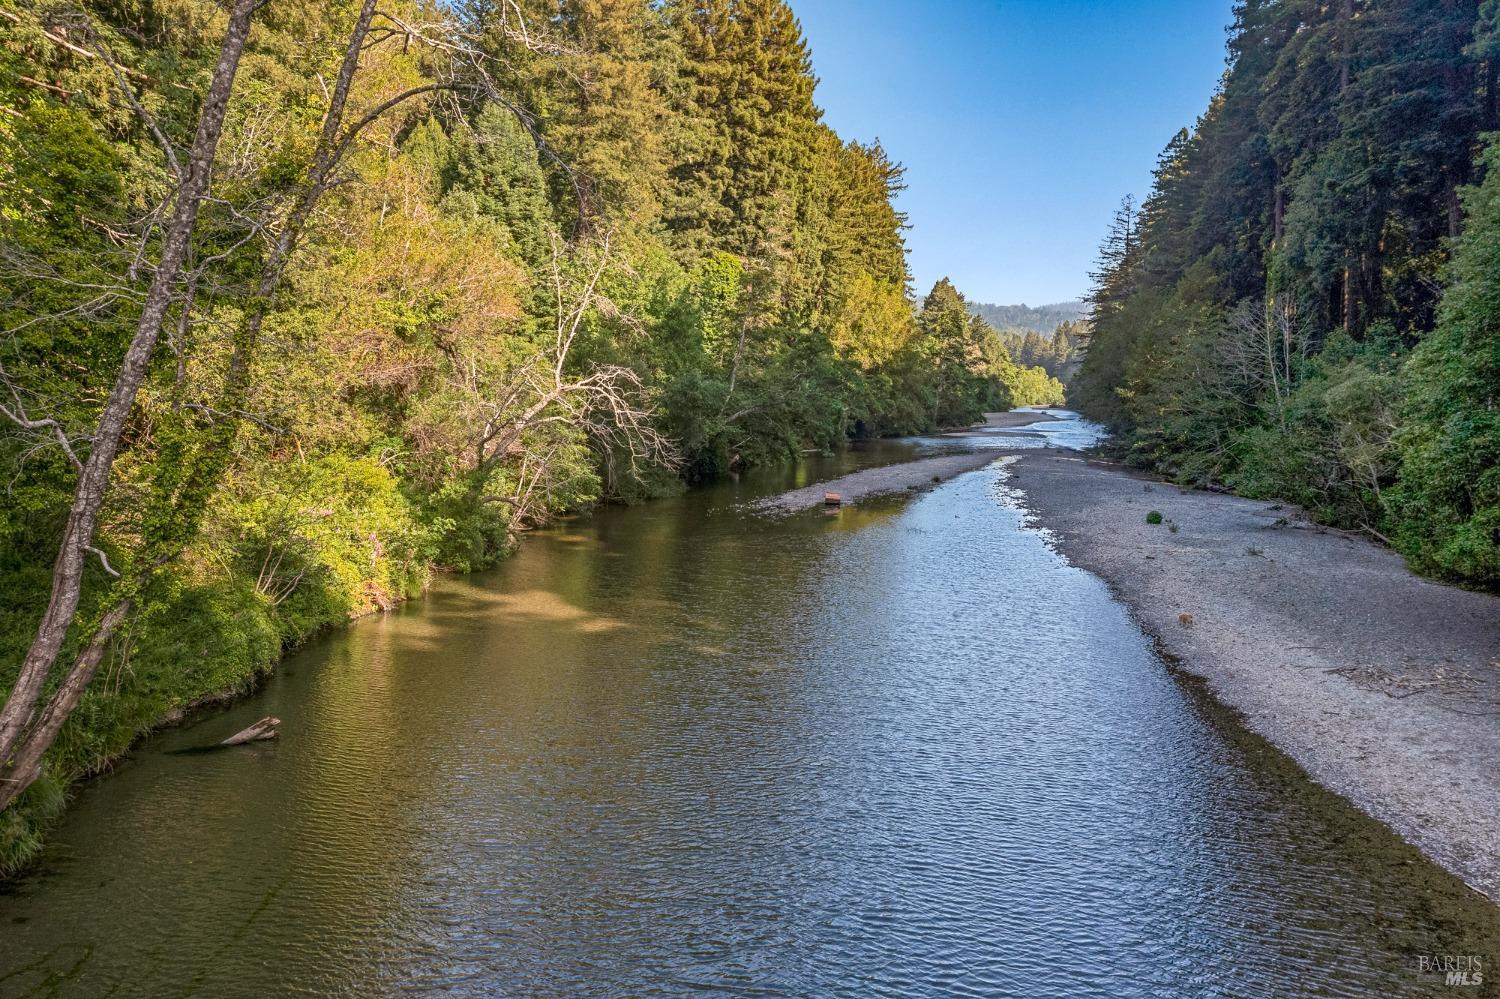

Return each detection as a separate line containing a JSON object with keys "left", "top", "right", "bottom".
{"left": 220, "top": 716, "right": 280, "bottom": 746}
{"left": 824, "top": 492, "right": 842, "bottom": 506}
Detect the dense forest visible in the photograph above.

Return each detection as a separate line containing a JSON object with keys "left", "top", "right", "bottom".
{"left": 0, "top": 0, "right": 1063, "bottom": 871}
{"left": 1074, "top": 0, "right": 1500, "bottom": 590}
{"left": 991, "top": 319, "right": 1086, "bottom": 385}
{"left": 965, "top": 301, "right": 1087, "bottom": 385}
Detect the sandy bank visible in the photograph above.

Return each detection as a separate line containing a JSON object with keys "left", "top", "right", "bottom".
{"left": 1010, "top": 452, "right": 1500, "bottom": 899}
{"left": 753, "top": 452, "right": 999, "bottom": 514}
{"left": 976, "top": 410, "right": 1063, "bottom": 429}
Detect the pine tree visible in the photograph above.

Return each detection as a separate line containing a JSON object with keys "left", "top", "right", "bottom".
{"left": 1019, "top": 330, "right": 1044, "bottom": 368}
{"left": 504, "top": 0, "right": 674, "bottom": 234}
{"left": 444, "top": 103, "right": 555, "bottom": 267}
{"left": 796, "top": 130, "right": 910, "bottom": 327}
{"left": 1087, "top": 194, "right": 1138, "bottom": 316}
{"left": 664, "top": 0, "right": 820, "bottom": 261}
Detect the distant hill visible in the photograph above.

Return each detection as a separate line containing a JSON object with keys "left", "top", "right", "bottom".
{"left": 967, "top": 301, "right": 1088, "bottom": 336}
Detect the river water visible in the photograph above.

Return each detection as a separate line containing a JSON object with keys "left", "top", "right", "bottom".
{"left": 2, "top": 413, "right": 1497, "bottom": 997}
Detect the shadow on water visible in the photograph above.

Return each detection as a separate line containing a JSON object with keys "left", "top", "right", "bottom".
{"left": 0, "top": 417, "right": 1496, "bottom": 998}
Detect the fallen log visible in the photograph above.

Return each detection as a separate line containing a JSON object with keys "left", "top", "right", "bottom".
{"left": 220, "top": 716, "right": 280, "bottom": 746}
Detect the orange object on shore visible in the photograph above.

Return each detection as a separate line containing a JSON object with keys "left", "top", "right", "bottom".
{"left": 824, "top": 492, "right": 842, "bottom": 506}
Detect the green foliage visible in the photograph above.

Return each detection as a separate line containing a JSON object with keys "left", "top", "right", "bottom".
{"left": 905, "top": 279, "right": 1062, "bottom": 427}
{"left": 443, "top": 105, "right": 555, "bottom": 267}
{"left": 1071, "top": 0, "right": 1497, "bottom": 588}
{"left": 0, "top": 0, "right": 1071, "bottom": 872}
{"left": 1390, "top": 135, "right": 1500, "bottom": 586}
{"left": 1229, "top": 333, "right": 1404, "bottom": 527}
{"left": 207, "top": 455, "right": 436, "bottom": 639}
{"left": 0, "top": 773, "right": 65, "bottom": 877}
{"left": 664, "top": 0, "right": 819, "bottom": 260}
{"left": 1146, "top": 510, "right": 1163, "bottom": 525}
{"left": 968, "top": 301, "right": 1087, "bottom": 336}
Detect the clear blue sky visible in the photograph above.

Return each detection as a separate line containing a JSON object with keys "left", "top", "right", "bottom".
{"left": 795, "top": 0, "right": 1235, "bottom": 306}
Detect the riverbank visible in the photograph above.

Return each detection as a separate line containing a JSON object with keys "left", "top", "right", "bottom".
{"left": 971, "top": 410, "right": 1063, "bottom": 429}
{"left": 0, "top": 578, "right": 408, "bottom": 878}
{"left": 751, "top": 410, "right": 1074, "bottom": 515}
{"left": 1009, "top": 451, "right": 1500, "bottom": 900}
{"left": 752, "top": 452, "right": 1000, "bottom": 514}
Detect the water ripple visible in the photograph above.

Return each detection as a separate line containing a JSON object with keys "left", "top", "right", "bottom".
{"left": 0, "top": 443, "right": 1496, "bottom": 997}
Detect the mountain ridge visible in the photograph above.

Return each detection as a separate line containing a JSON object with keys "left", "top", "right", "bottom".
{"left": 967, "top": 300, "right": 1088, "bottom": 336}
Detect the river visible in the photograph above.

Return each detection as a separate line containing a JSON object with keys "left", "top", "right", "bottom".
{"left": 1, "top": 413, "right": 1496, "bottom": 997}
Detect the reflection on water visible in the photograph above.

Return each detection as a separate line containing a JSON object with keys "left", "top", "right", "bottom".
{"left": 1, "top": 434, "right": 1497, "bottom": 997}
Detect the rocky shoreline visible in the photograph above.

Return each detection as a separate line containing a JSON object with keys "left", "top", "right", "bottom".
{"left": 753, "top": 427, "right": 1500, "bottom": 900}
{"left": 1009, "top": 451, "right": 1500, "bottom": 900}
{"left": 751, "top": 451, "right": 1001, "bottom": 514}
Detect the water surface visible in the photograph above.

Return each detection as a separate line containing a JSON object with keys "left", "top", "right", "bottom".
{"left": 1, "top": 428, "right": 1496, "bottom": 997}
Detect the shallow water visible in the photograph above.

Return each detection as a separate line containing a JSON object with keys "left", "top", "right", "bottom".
{"left": 1, "top": 424, "right": 1497, "bottom": 997}
{"left": 919, "top": 406, "right": 1110, "bottom": 452}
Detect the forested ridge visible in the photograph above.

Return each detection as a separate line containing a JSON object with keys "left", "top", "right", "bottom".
{"left": 1074, "top": 0, "right": 1500, "bottom": 590}
{"left": 0, "top": 0, "right": 1063, "bottom": 871}
{"left": 968, "top": 299, "right": 1086, "bottom": 336}
{"left": 989, "top": 318, "right": 1086, "bottom": 385}
{"left": 965, "top": 301, "right": 1089, "bottom": 383}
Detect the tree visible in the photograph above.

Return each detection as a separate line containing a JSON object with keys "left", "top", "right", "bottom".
{"left": 1390, "top": 136, "right": 1500, "bottom": 586}
{"left": 498, "top": 0, "right": 674, "bottom": 234}
{"left": 0, "top": 0, "right": 560, "bottom": 811}
{"left": 1068, "top": 0, "right": 1499, "bottom": 592}
{"left": 0, "top": 0, "right": 1040, "bottom": 867}
{"left": 0, "top": 0, "right": 261, "bottom": 813}
{"left": 664, "top": 0, "right": 820, "bottom": 263}
{"left": 445, "top": 103, "right": 555, "bottom": 266}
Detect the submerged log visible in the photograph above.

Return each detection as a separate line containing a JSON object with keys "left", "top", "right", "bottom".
{"left": 220, "top": 716, "right": 280, "bottom": 746}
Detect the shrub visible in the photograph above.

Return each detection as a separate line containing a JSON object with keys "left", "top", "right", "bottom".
{"left": 1388, "top": 138, "right": 1500, "bottom": 587}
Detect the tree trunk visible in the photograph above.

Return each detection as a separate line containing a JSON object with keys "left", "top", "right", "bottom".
{"left": 220, "top": 717, "right": 280, "bottom": 746}
{"left": 1338, "top": 0, "right": 1354, "bottom": 93}
{"left": 0, "top": 602, "right": 131, "bottom": 810}
{"left": 1342, "top": 267, "right": 1355, "bottom": 336}
{"left": 0, "top": 0, "right": 259, "bottom": 813}
{"left": 142, "top": 0, "right": 392, "bottom": 567}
